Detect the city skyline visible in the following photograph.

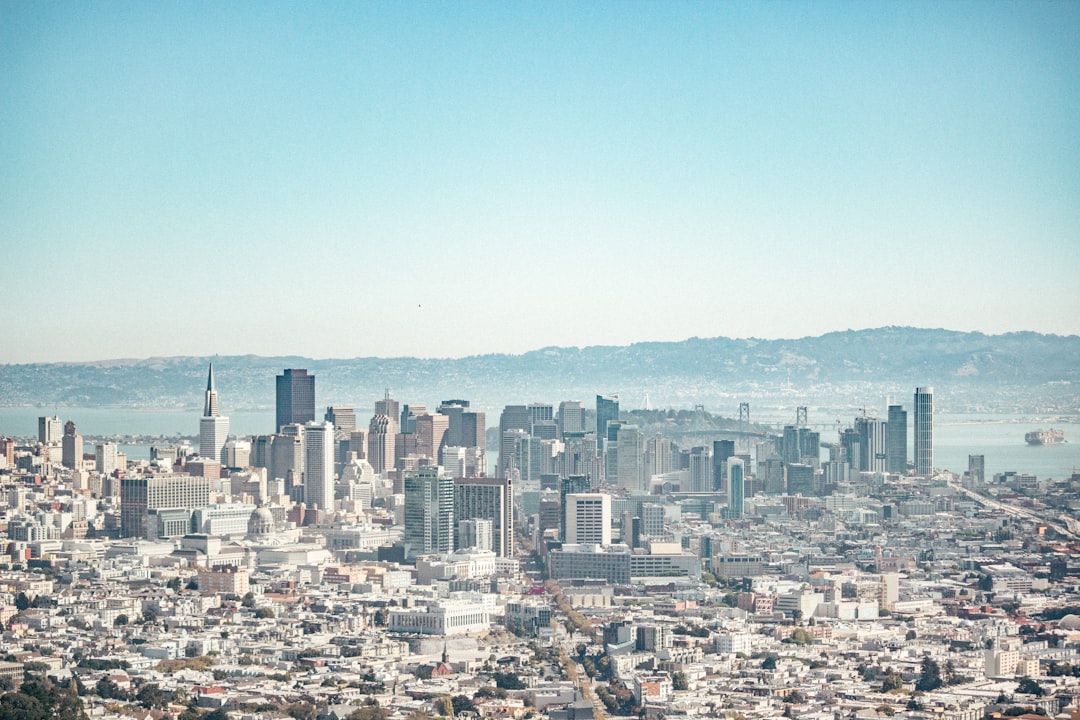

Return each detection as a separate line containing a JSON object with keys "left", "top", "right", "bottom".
{"left": 2, "top": 2, "right": 1078, "bottom": 364}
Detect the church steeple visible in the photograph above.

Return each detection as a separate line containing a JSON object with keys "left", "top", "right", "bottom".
{"left": 203, "top": 364, "right": 219, "bottom": 417}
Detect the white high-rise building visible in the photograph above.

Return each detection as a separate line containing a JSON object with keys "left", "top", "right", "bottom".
{"left": 95, "top": 443, "right": 119, "bottom": 475}
{"left": 304, "top": 421, "right": 335, "bottom": 514}
{"left": 199, "top": 364, "right": 230, "bottom": 464}
{"left": 565, "top": 492, "right": 612, "bottom": 546}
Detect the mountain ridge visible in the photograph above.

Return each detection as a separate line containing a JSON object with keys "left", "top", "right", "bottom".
{"left": 2, "top": 327, "right": 1078, "bottom": 414}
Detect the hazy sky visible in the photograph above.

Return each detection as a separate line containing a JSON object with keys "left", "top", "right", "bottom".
{"left": 2, "top": 1, "right": 1078, "bottom": 363}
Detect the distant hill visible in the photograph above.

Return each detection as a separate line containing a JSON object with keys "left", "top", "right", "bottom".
{"left": 1, "top": 328, "right": 1078, "bottom": 414}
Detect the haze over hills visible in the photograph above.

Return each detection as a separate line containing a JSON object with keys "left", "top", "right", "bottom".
{"left": 1, "top": 328, "right": 1078, "bottom": 415}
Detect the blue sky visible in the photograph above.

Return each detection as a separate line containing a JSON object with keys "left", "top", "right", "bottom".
{"left": 2, "top": 1, "right": 1078, "bottom": 362}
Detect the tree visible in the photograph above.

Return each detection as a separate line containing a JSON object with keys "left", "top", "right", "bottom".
{"left": 348, "top": 706, "right": 389, "bottom": 720}
{"left": 451, "top": 695, "right": 477, "bottom": 715}
{"left": 113, "top": 614, "right": 129, "bottom": 627}
{"left": 493, "top": 671, "right": 526, "bottom": 690}
{"left": 1017, "top": 677, "right": 1046, "bottom": 697}
{"left": 136, "top": 682, "right": 167, "bottom": 709}
{"left": 761, "top": 655, "right": 777, "bottom": 670}
{"left": 254, "top": 608, "right": 275, "bottom": 619}
{"left": 474, "top": 687, "right": 507, "bottom": 699}
{"left": 285, "top": 702, "right": 317, "bottom": 720}
{"left": 916, "top": 657, "right": 942, "bottom": 692}
{"left": 881, "top": 674, "right": 904, "bottom": 693}
{"left": 241, "top": 592, "right": 256, "bottom": 608}
{"left": 672, "top": 672, "right": 689, "bottom": 691}
{"left": 95, "top": 677, "right": 126, "bottom": 700}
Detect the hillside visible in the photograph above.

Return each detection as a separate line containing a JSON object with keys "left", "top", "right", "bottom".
{"left": 1, "top": 328, "right": 1078, "bottom": 414}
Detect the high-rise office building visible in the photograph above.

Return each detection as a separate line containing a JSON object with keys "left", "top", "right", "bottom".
{"left": 120, "top": 475, "right": 211, "bottom": 539}
{"left": 614, "top": 424, "right": 645, "bottom": 492}
{"left": 914, "top": 386, "right": 934, "bottom": 477}
{"left": 62, "top": 420, "right": 82, "bottom": 469}
{"left": 415, "top": 413, "right": 449, "bottom": 461}
{"left": 438, "top": 400, "right": 468, "bottom": 447}
{"left": 559, "top": 475, "right": 592, "bottom": 541}
{"left": 786, "top": 463, "right": 815, "bottom": 496}
{"left": 324, "top": 406, "right": 356, "bottom": 435}
{"left": 596, "top": 394, "right": 620, "bottom": 446}
{"left": 38, "top": 415, "right": 62, "bottom": 444}
{"left": 968, "top": 454, "right": 985, "bottom": 484}
{"left": 646, "top": 433, "right": 673, "bottom": 478}
{"left": 304, "top": 421, "right": 335, "bottom": 514}
{"left": 712, "top": 440, "right": 735, "bottom": 492}
{"left": 461, "top": 410, "right": 485, "bottom": 450}
{"left": 399, "top": 404, "right": 427, "bottom": 435}
{"left": 687, "top": 446, "right": 712, "bottom": 493}
{"left": 855, "top": 416, "right": 886, "bottom": 473}
{"left": 375, "top": 391, "right": 399, "bottom": 422}
{"left": 404, "top": 466, "right": 454, "bottom": 558}
{"left": 95, "top": 442, "right": 119, "bottom": 475}
{"left": 271, "top": 424, "right": 304, "bottom": 490}
{"left": 200, "top": 365, "right": 230, "bottom": 464}
{"left": 565, "top": 492, "right": 612, "bottom": 546}
{"left": 728, "top": 458, "right": 745, "bottom": 519}
{"left": 886, "top": 404, "right": 907, "bottom": 474}
{"left": 454, "top": 476, "right": 513, "bottom": 557}
{"left": 558, "top": 401, "right": 586, "bottom": 438}
{"left": 367, "top": 415, "right": 397, "bottom": 475}
{"left": 498, "top": 405, "right": 530, "bottom": 477}
{"left": 276, "top": 369, "right": 315, "bottom": 430}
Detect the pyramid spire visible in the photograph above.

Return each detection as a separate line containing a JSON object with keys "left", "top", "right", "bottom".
{"left": 203, "top": 363, "right": 219, "bottom": 417}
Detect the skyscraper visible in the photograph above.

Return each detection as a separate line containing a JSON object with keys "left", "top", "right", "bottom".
{"left": 200, "top": 364, "right": 230, "bottom": 464}
{"left": 304, "top": 421, "right": 335, "bottom": 514}
{"left": 886, "top": 404, "right": 907, "bottom": 474}
{"left": 324, "top": 406, "right": 356, "bottom": 434}
{"left": 38, "top": 415, "right": 61, "bottom": 444}
{"left": 404, "top": 466, "right": 454, "bottom": 559}
{"left": 367, "top": 414, "right": 397, "bottom": 475}
{"left": 968, "top": 454, "right": 985, "bottom": 484}
{"left": 855, "top": 416, "right": 886, "bottom": 473}
{"left": 416, "top": 413, "right": 449, "bottom": 461}
{"left": 558, "top": 401, "right": 586, "bottom": 438}
{"left": 596, "top": 394, "right": 620, "bottom": 446}
{"left": 498, "top": 405, "right": 530, "bottom": 478}
{"left": 565, "top": 492, "right": 612, "bottom": 546}
{"left": 62, "top": 420, "right": 82, "bottom": 469}
{"left": 914, "top": 386, "right": 934, "bottom": 477}
{"left": 272, "top": 424, "right": 305, "bottom": 490}
{"left": 454, "top": 476, "right": 513, "bottom": 557}
{"left": 728, "top": 458, "right": 745, "bottom": 519}
{"left": 276, "top": 369, "right": 315, "bottom": 430}
{"left": 375, "top": 390, "right": 399, "bottom": 422}
{"left": 712, "top": 440, "right": 735, "bottom": 492}
{"left": 614, "top": 424, "right": 645, "bottom": 493}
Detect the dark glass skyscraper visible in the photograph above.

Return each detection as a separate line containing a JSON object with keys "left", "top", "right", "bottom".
{"left": 886, "top": 404, "right": 907, "bottom": 474}
{"left": 596, "top": 394, "right": 620, "bottom": 441}
{"left": 914, "top": 386, "right": 934, "bottom": 477}
{"left": 276, "top": 369, "right": 315, "bottom": 431}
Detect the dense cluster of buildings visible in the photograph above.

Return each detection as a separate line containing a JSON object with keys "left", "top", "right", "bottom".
{"left": 1, "top": 372, "right": 1079, "bottom": 720}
